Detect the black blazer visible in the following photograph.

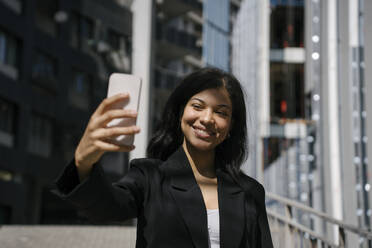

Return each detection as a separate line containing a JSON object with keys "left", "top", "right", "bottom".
{"left": 55, "top": 147, "right": 273, "bottom": 248}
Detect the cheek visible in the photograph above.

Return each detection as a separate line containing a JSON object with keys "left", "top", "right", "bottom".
{"left": 181, "top": 108, "right": 197, "bottom": 124}
{"left": 180, "top": 110, "right": 193, "bottom": 131}
{"left": 218, "top": 120, "right": 232, "bottom": 137}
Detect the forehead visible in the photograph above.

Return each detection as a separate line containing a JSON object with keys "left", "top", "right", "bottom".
{"left": 189, "top": 88, "right": 232, "bottom": 107}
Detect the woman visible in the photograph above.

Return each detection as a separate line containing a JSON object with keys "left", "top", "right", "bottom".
{"left": 55, "top": 68, "right": 273, "bottom": 248}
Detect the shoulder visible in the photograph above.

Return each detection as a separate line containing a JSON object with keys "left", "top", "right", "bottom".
{"left": 237, "top": 172, "right": 266, "bottom": 204}
{"left": 238, "top": 172, "right": 265, "bottom": 193}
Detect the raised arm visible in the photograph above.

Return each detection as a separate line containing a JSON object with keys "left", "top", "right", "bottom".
{"left": 74, "top": 93, "right": 140, "bottom": 181}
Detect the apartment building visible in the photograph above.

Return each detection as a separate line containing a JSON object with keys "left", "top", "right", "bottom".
{"left": 0, "top": 0, "right": 132, "bottom": 224}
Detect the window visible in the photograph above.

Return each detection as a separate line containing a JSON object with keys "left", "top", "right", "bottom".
{"left": 69, "top": 69, "right": 91, "bottom": 110}
{"left": 32, "top": 51, "right": 58, "bottom": 91}
{"left": 27, "top": 113, "right": 53, "bottom": 158}
{"left": 35, "top": 0, "right": 58, "bottom": 36}
{"left": 270, "top": 63, "right": 304, "bottom": 120}
{"left": 270, "top": 1, "right": 304, "bottom": 48}
{"left": 108, "top": 30, "right": 125, "bottom": 51}
{"left": 0, "top": 98, "right": 16, "bottom": 147}
{"left": 107, "top": 29, "right": 131, "bottom": 72}
{"left": 0, "top": 29, "right": 20, "bottom": 80}
{"left": 70, "top": 12, "right": 94, "bottom": 51}
{"left": 0, "top": 0, "right": 22, "bottom": 14}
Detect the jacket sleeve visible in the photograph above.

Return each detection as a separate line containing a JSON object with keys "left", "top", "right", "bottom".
{"left": 256, "top": 185, "right": 274, "bottom": 248}
{"left": 53, "top": 158, "right": 149, "bottom": 223}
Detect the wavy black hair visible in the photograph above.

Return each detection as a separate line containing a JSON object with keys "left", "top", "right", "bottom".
{"left": 147, "top": 67, "right": 248, "bottom": 177}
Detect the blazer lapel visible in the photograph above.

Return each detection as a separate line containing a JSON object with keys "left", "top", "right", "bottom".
{"left": 166, "top": 147, "right": 209, "bottom": 248}
{"left": 217, "top": 169, "right": 246, "bottom": 248}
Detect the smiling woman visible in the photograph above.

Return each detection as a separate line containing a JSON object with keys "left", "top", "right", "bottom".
{"left": 181, "top": 88, "right": 232, "bottom": 152}
{"left": 54, "top": 67, "right": 273, "bottom": 248}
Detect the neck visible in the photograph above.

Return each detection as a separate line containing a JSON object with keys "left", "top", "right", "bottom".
{"left": 182, "top": 140, "right": 216, "bottom": 178}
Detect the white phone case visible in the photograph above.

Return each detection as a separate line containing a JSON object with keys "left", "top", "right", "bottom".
{"left": 106, "top": 73, "right": 142, "bottom": 146}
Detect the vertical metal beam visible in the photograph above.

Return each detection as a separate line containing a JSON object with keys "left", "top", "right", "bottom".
{"left": 320, "top": 0, "right": 343, "bottom": 244}
{"left": 130, "top": 0, "right": 153, "bottom": 159}
{"left": 337, "top": 0, "right": 359, "bottom": 247}
{"left": 305, "top": 0, "right": 324, "bottom": 238}
{"left": 364, "top": 0, "right": 372, "bottom": 240}
{"left": 256, "top": 0, "right": 270, "bottom": 183}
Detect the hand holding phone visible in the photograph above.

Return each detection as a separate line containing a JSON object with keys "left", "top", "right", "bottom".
{"left": 106, "top": 73, "right": 142, "bottom": 146}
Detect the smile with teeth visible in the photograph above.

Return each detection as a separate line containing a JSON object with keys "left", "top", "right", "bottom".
{"left": 192, "top": 126, "right": 215, "bottom": 138}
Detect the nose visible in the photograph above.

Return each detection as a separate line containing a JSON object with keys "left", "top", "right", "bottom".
{"left": 200, "top": 109, "right": 214, "bottom": 125}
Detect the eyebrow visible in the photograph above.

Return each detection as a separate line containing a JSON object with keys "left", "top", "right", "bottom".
{"left": 191, "top": 97, "right": 231, "bottom": 109}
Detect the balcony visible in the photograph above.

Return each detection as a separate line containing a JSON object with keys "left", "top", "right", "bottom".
{"left": 0, "top": 0, "right": 22, "bottom": 14}
{"left": 156, "top": 0, "right": 202, "bottom": 19}
{"left": 156, "top": 22, "right": 201, "bottom": 61}
{"left": 154, "top": 67, "right": 182, "bottom": 90}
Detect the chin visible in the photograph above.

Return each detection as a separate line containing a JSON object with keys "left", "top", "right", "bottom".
{"left": 187, "top": 138, "right": 217, "bottom": 152}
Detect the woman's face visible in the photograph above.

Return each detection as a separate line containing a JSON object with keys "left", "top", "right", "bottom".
{"left": 181, "top": 87, "right": 232, "bottom": 152}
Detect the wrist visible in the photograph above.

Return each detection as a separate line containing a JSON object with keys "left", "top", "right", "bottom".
{"left": 74, "top": 152, "right": 91, "bottom": 169}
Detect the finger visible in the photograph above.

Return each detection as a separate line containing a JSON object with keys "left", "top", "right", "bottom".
{"left": 94, "top": 140, "right": 135, "bottom": 152}
{"left": 94, "top": 109, "right": 138, "bottom": 128}
{"left": 94, "top": 93, "right": 130, "bottom": 117}
{"left": 91, "top": 126, "right": 141, "bottom": 139}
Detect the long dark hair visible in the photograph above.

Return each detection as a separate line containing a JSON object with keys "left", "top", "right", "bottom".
{"left": 147, "top": 67, "right": 248, "bottom": 177}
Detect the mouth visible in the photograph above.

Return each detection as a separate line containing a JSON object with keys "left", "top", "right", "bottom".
{"left": 192, "top": 126, "right": 216, "bottom": 138}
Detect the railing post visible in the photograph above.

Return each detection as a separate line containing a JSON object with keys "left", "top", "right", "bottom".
{"left": 310, "top": 237, "right": 318, "bottom": 248}
{"left": 285, "top": 204, "right": 294, "bottom": 247}
{"left": 338, "top": 227, "right": 345, "bottom": 248}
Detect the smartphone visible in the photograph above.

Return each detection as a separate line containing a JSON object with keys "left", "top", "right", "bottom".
{"left": 106, "top": 73, "right": 142, "bottom": 146}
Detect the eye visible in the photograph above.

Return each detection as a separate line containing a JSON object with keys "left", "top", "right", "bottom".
{"left": 216, "top": 111, "right": 228, "bottom": 117}
{"left": 192, "top": 103, "right": 203, "bottom": 110}
{"left": 216, "top": 111, "right": 227, "bottom": 116}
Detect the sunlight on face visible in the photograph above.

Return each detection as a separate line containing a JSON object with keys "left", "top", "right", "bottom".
{"left": 181, "top": 87, "right": 232, "bottom": 152}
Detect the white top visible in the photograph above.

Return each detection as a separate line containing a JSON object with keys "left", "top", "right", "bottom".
{"left": 207, "top": 209, "right": 220, "bottom": 248}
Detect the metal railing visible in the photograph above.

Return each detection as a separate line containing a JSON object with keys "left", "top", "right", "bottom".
{"left": 266, "top": 192, "right": 372, "bottom": 247}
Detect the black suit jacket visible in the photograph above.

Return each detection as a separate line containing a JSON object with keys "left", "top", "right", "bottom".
{"left": 55, "top": 147, "right": 273, "bottom": 248}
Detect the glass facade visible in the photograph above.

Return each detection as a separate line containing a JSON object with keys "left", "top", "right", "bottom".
{"left": 0, "top": 98, "right": 16, "bottom": 148}
{"left": 32, "top": 51, "right": 58, "bottom": 92}
{"left": 70, "top": 12, "right": 95, "bottom": 50}
{"left": 202, "top": 0, "right": 230, "bottom": 71}
{"left": 0, "top": 29, "right": 19, "bottom": 68}
{"left": 270, "top": 1, "right": 304, "bottom": 48}
{"left": 27, "top": 113, "right": 53, "bottom": 158}
{"left": 270, "top": 63, "right": 304, "bottom": 120}
{"left": 0, "top": 28, "right": 20, "bottom": 79}
{"left": 69, "top": 69, "right": 91, "bottom": 110}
